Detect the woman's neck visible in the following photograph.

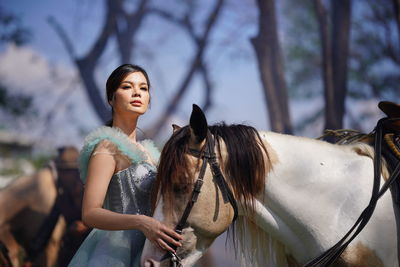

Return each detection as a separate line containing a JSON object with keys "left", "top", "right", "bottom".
{"left": 112, "top": 115, "right": 139, "bottom": 143}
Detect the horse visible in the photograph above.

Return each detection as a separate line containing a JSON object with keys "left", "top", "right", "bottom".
{"left": 0, "top": 146, "right": 88, "bottom": 267}
{"left": 141, "top": 105, "right": 398, "bottom": 267}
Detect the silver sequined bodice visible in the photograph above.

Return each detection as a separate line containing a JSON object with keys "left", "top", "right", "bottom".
{"left": 104, "top": 162, "right": 156, "bottom": 216}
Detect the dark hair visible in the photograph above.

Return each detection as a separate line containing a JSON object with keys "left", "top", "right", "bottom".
{"left": 105, "top": 64, "right": 151, "bottom": 126}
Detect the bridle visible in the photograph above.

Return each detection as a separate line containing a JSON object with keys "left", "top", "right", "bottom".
{"left": 160, "top": 130, "right": 239, "bottom": 267}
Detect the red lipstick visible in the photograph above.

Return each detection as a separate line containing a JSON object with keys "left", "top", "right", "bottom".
{"left": 130, "top": 100, "right": 142, "bottom": 106}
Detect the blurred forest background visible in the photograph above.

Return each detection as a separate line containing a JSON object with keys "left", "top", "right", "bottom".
{"left": 0, "top": 0, "right": 399, "bottom": 265}
{"left": 1, "top": 0, "right": 400, "bottom": 167}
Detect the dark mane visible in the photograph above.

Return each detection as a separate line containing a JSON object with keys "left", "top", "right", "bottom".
{"left": 152, "top": 123, "right": 270, "bottom": 211}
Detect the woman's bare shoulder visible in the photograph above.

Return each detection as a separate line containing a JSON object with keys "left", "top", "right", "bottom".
{"left": 92, "top": 139, "right": 118, "bottom": 156}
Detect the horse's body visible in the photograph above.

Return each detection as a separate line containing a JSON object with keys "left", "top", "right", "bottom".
{"left": 141, "top": 105, "right": 398, "bottom": 267}
{"left": 0, "top": 166, "right": 65, "bottom": 267}
{"left": 0, "top": 146, "right": 88, "bottom": 267}
{"left": 245, "top": 131, "right": 396, "bottom": 265}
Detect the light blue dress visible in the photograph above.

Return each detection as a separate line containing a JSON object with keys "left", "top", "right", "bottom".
{"left": 68, "top": 126, "right": 160, "bottom": 267}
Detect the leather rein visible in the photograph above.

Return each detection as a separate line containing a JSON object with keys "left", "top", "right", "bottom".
{"left": 304, "top": 117, "right": 400, "bottom": 266}
{"left": 160, "top": 131, "right": 239, "bottom": 267}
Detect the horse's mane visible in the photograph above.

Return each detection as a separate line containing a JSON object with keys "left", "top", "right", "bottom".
{"left": 234, "top": 214, "right": 289, "bottom": 266}
{"left": 152, "top": 122, "right": 270, "bottom": 211}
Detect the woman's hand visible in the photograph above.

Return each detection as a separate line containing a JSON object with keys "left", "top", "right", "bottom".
{"left": 139, "top": 216, "right": 183, "bottom": 253}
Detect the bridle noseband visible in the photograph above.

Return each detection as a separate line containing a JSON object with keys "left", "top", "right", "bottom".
{"left": 161, "top": 130, "right": 238, "bottom": 267}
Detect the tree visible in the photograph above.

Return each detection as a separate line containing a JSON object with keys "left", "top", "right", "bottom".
{"left": 314, "top": 0, "right": 352, "bottom": 130}
{"left": 145, "top": 0, "right": 225, "bottom": 138}
{"left": 283, "top": 0, "right": 399, "bottom": 133}
{"left": 350, "top": 0, "right": 400, "bottom": 101}
{"left": 393, "top": 0, "right": 400, "bottom": 43}
{"left": 48, "top": 0, "right": 135, "bottom": 122}
{"left": 50, "top": 0, "right": 226, "bottom": 139}
{"left": 251, "top": 0, "right": 292, "bottom": 134}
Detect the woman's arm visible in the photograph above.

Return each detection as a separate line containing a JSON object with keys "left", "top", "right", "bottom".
{"left": 81, "top": 151, "right": 130, "bottom": 229}
{"left": 81, "top": 150, "right": 182, "bottom": 251}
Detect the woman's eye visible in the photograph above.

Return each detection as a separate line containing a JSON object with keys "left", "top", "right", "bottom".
{"left": 122, "top": 86, "right": 131, "bottom": 89}
{"left": 141, "top": 87, "right": 148, "bottom": 91}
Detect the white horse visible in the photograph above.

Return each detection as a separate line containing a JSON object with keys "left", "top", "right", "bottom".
{"left": 141, "top": 105, "right": 398, "bottom": 267}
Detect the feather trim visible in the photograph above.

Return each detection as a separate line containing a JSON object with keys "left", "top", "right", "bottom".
{"left": 79, "top": 126, "right": 160, "bottom": 183}
{"left": 140, "top": 139, "right": 160, "bottom": 163}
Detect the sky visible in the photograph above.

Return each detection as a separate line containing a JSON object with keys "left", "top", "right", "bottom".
{"left": 0, "top": 0, "right": 392, "bottom": 153}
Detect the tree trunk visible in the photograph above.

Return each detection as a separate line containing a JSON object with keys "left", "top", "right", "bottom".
{"left": 331, "top": 0, "right": 352, "bottom": 129}
{"left": 314, "top": 0, "right": 336, "bottom": 129}
{"left": 74, "top": 0, "right": 119, "bottom": 123}
{"left": 314, "top": 0, "right": 352, "bottom": 130}
{"left": 393, "top": 0, "right": 400, "bottom": 46}
{"left": 251, "top": 0, "right": 292, "bottom": 134}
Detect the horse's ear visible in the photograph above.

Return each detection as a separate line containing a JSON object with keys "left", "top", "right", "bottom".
{"left": 189, "top": 104, "right": 208, "bottom": 144}
{"left": 172, "top": 124, "right": 181, "bottom": 133}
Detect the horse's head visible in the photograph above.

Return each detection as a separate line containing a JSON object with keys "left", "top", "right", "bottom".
{"left": 141, "top": 105, "right": 269, "bottom": 266}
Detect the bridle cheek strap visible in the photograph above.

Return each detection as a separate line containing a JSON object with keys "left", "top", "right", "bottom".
{"left": 190, "top": 131, "right": 238, "bottom": 223}
{"left": 177, "top": 131, "right": 238, "bottom": 233}
{"left": 174, "top": 156, "right": 208, "bottom": 234}
{"left": 160, "top": 131, "right": 238, "bottom": 265}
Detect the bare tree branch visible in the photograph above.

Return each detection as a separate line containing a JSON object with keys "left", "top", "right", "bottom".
{"left": 199, "top": 62, "right": 213, "bottom": 112}
{"left": 50, "top": 0, "right": 152, "bottom": 123}
{"left": 49, "top": 0, "right": 118, "bottom": 122}
{"left": 82, "top": 0, "right": 118, "bottom": 66}
{"left": 145, "top": 0, "right": 225, "bottom": 139}
{"left": 51, "top": 0, "right": 222, "bottom": 132}
{"left": 47, "top": 17, "right": 76, "bottom": 59}
{"left": 147, "top": 7, "right": 213, "bottom": 112}
{"left": 148, "top": 8, "right": 198, "bottom": 41}
{"left": 113, "top": 0, "right": 150, "bottom": 62}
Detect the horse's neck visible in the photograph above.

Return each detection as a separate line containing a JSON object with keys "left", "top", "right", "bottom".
{"left": 246, "top": 131, "right": 378, "bottom": 263}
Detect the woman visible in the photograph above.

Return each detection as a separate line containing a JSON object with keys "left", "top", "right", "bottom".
{"left": 68, "top": 64, "right": 182, "bottom": 266}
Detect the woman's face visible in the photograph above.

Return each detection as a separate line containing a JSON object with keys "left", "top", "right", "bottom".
{"left": 111, "top": 71, "right": 150, "bottom": 117}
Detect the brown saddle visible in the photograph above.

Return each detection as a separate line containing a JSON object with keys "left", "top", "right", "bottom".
{"left": 378, "top": 101, "right": 400, "bottom": 132}
{"left": 319, "top": 101, "right": 400, "bottom": 161}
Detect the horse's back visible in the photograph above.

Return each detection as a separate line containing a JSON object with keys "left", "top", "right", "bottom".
{"left": 0, "top": 168, "right": 56, "bottom": 226}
